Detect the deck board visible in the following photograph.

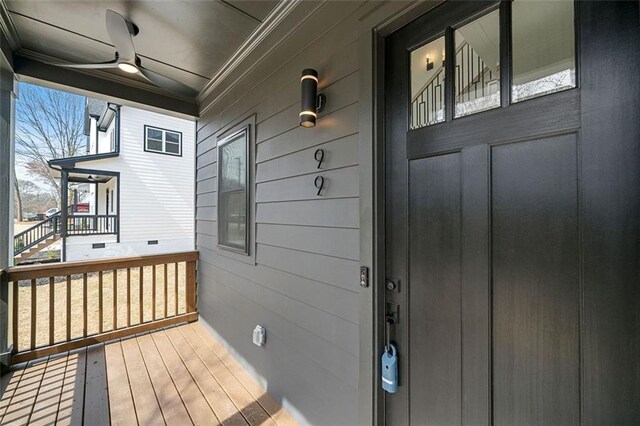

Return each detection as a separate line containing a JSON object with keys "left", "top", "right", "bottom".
{"left": 29, "top": 353, "right": 67, "bottom": 425}
{"left": 120, "top": 336, "right": 164, "bottom": 424}
{"left": 179, "top": 325, "right": 274, "bottom": 426}
{"left": 84, "top": 344, "right": 110, "bottom": 426}
{"left": 2, "top": 357, "right": 48, "bottom": 425}
{"left": 191, "top": 323, "right": 298, "bottom": 426}
{"left": 163, "top": 326, "right": 247, "bottom": 425}
{"left": 0, "top": 364, "right": 25, "bottom": 419}
{"left": 56, "top": 348, "right": 87, "bottom": 426}
{"left": 151, "top": 326, "right": 219, "bottom": 425}
{"left": 104, "top": 341, "right": 137, "bottom": 426}
{"left": 136, "top": 332, "right": 193, "bottom": 426}
{"left": 0, "top": 322, "right": 294, "bottom": 426}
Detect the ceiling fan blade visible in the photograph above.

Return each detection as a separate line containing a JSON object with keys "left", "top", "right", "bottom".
{"left": 47, "top": 59, "right": 119, "bottom": 70}
{"left": 106, "top": 10, "right": 136, "bottom": 62}
{"left": 138, "top": 66, "right": 197, "bottom": 97}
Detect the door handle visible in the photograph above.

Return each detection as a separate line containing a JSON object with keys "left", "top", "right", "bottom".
{"left": 385, "top": 315, "right": 395, "bottom": 352}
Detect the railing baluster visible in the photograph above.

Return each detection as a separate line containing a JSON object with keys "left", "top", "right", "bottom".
{"left": 174, "top": 263, "right": 178, "bottom": 316}
{"left": 83, "top": 273, "right": 88, "bottom": 337}
{"left": 139, "top": 267, "right": 143, "bottom": 324}
{"left": 127, "top": 268, "right": 131, "bottom": 327}
{"left": 49, "top": 277, "right": 54, "bottom": 346}
{"left": 66, "top": 275, "right": 71, "bottom": 341}
{"left": 12, "top": 281, "right": 18, "bottom": 352}
{"left": 113, "top": 269, "right": 118, "bottom": 330}
{"left": 186, "top": 261, "right": 196, "bottom": 314}
{"left": 30, "top": 278, "right": 36, "bottom": 350}
{"left": 99, "top": 271, "right": 103, "bottom": 334}
{"left": 164, "top": 264, "right": 168, "bottom": 319}
{"left": 152, "top": 265, "right": 156, "bottom": 320}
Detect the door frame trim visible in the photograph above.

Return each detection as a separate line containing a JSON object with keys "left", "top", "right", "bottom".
{"left": 357, "top": 1, "right": 443, "bottom": 424}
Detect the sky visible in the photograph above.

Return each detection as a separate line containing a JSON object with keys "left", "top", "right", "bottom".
{"left": 14, "top": 82, "right": 86, "bottom": 191}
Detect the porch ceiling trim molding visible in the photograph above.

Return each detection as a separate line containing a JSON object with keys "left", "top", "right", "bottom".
{"left": 0, "top": 0, "right": 18, "bottom": 64}
{"left": 0, "top": 1, "right": 18, "bottom": 51}
{"left": 198, "top": 1, "right": 326, "bottom": 115}
{"left": 196, "top": 0, "right": 302, "bottom": 105}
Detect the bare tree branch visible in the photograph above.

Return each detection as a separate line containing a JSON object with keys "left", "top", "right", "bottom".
{"left": 15, "top": 83, "right": 86, "bottom": 205}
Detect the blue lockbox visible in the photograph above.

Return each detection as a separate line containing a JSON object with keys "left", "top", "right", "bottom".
{"left": 381, "top": 343, "right": 398, "bottom": 393}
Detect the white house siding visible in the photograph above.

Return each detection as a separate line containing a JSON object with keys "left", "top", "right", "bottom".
{"left": 66, "top": 106, "right": 195, "bottom": 261}
{"left": 87, "top": 117, "right": 97, "bottom": 154}
{"left": 98, "top": 118, "right": 115, "bottom": 154}
{"left": 195, "top": 2, "right": 373, "bottom": 424}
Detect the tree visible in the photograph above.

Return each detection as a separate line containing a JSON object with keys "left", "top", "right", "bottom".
{"left": 15, "top": 83, "right": 86, "bottom": 205}
{"left": 21, "top": 179, "right": 56, "bottom": 214}
{"left": 14, "top": 175, "right": 23, "bottom": 221}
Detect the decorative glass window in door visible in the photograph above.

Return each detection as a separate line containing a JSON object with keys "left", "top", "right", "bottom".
{"left": 408, "top": 1, "right": 576, "bottom": 129}
{"left": 454, "top": 9, "right": 500, "bottom": 117}
{"left": 410, "top": 36, "right": 445, "bottom": 129}
{"left": 512, "top": 0, "right": 575, "bottom": 102}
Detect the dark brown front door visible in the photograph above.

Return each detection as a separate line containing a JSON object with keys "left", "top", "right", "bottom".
{"left": 383, "top": 2, "right": 640, "bottom": 425}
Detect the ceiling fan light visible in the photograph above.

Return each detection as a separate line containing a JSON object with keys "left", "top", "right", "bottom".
{"left": 118, "top": 62, "right": 138, "bottom": 73}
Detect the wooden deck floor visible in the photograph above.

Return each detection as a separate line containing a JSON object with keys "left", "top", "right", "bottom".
{"left": 0, "top": 322, "right": 297, "bottom": 426}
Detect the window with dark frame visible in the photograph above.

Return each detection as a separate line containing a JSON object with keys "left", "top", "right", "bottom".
{"left": 144, "top": 125, "right": 182, "bottom": 156}
{"left": 217, "top": 126, "right": 249, "bottom": 254}
{"left": 109, "top": 129, "right": 116, "bottom": 152}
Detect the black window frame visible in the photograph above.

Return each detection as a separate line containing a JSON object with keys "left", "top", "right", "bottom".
{"left": 144, "top": 125, "right": 183, "bottom": 157}
{"left": 216, "top": 125, "right": 250, "bottom": 254}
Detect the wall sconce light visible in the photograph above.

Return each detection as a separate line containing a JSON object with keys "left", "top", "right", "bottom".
{"left": 300, "top": 68, "right": 326, "bottom": 128}
{"left": 425, "top": 56, "right": 434, "bottom": 71}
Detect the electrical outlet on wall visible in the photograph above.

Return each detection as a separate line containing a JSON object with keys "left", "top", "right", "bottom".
{"left": 252, "top": 325, "right": 266, "bottom": 347}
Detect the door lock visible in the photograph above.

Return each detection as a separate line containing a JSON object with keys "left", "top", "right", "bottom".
{"left": 385, "top": 278, "right": 400, "bottom": 293}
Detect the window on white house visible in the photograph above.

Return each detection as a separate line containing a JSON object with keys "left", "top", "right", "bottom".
{"left": 144, "top": 125, "right": 182, "bottom": 156}
{"left": 109, "top": 129, "right": 116, "bottom": 152}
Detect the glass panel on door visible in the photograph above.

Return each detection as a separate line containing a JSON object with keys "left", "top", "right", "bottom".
{"left": 512, "top": 0, "right": 575, "bottom": 102}
{"left": 410, "top": 36, "right": 446, "bottom": 129}
{"left": 454, "top": 9, "right": 501, "bottom": 117}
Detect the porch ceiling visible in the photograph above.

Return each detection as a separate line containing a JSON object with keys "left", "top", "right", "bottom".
{"left": 2, "top": 0, "right": 280, "bottom": 104}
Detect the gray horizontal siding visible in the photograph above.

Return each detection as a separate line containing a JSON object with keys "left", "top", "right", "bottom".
{"left": 196, "top": 219, "right": 216, "bottom": 237}
{"left": 256, "top": 198, "right": 360, "bottom": 228}
{"left": 199, "top": 259, "right": 359, "bottom": 361}
{"left": 196, "top": 177, "right": 216, "bottom": 195}
{"left": 256, "top": 165, "right": 359, "bottom": 203}
{"left": 256, "top": 244, "right": 360, "bottom": 293}
{"left": 257, "top": 133, "right": 358, "bottom": 183}
{"left": 195, "top": 2, "right": 369, "bottom": 424}
{"left": 198, "top": 285, "right": 358, "bottom": 425}
{"left": 256, "top": 103, "right": 359, "bottom": 163}
{"left": 256, "top": 223, "right": 359, "bottom": 261}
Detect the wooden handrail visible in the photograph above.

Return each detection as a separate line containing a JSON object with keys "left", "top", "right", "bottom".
{"left": 7, "top": 250, "right": 198, "bottom": 281}
{"left": 8, "top": 250, "right": 198, "bottom": 364}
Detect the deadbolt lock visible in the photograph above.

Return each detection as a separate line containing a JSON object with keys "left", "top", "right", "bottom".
{"left": 385, "top": 278, "right": 400, "bottom": 293}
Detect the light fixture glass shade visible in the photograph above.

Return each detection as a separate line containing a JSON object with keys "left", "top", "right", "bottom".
{"left": 300, "top": 68, "right": 318, "bottom": 127}
{"left": 118, "top": 62, "right": 139, "bottom": 73}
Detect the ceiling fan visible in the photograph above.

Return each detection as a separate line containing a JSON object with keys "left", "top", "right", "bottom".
{"left": 46, "top": 10, "right": 196, "bottom": 97}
